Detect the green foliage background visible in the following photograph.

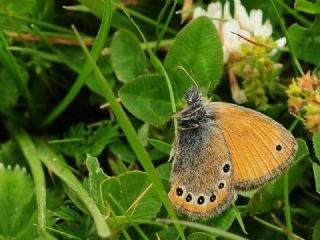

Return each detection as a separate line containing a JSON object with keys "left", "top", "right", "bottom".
{"left": 0, "top": 0, "right": 319, "bottom": 239}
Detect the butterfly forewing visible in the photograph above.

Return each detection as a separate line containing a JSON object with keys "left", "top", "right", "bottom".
{"left": 211, "top": 102, "right": 298, "bottom": 190}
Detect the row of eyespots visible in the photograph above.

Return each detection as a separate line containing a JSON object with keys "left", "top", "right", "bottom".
{"left": 176, "top": 187, "right": 219, "bottom": 205}
{"left": 175, "top": 163, "right": 231, "bottom": 205}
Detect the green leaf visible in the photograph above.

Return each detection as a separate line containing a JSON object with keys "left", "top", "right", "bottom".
{"left": 313, "top": 163, "right": 320, "bottom": 193}
{"left": 0, "top": 140, "right": 26, "bottom": 167}
{"left": 149, "top": 139, "right": 171, "bottom": 155}
{"left": 313, "top": 132, "right": 320, "bottom": 162}
{"left": 111, "top": 29, "right": 147, "bottom": 82}
{"left": 202, "top": 205, "right": 236, "bottom": 233}
{"left": 164, "top": 16, "right": 223, "bottom": 101}
{"left": 313, "top": 219, "right": 320, "bottom": 240}
{"left": 119, "top": 74, "right": 172, "bottom": 125}
{"left": 138, "top": 123, "right": 150, "bottom": 147}
{"left": 188, "top": 232, "right": 215, "bottom": 240}
{"left": 0, "top": 0, "right": 36, "bottom": 30}
{"left": 288, "top": 16, "right": 320, "bottom": 65}
{"left": 0, "top": 67, "right": 22, "bottom": 106}
{"left": 0, "top": 165, "right": 38, "bottom": 240}
{"left": 52, "top": 122, "right": 119, "bottom": 166}
{"left": 102, "top": 171, "right": 162, "bottom": 219}
{"left": 157, "top": 162, "right": 172, "bottom": 179}
{"left": 110, "top": 140, "right": 136, "bottom": 163}
{"left": 86, "top": 154, "right": 108, "bottom": 213}
{"left": 295, "top": 0, "right": 320, "bottom": 14}
{"left": 295, "top": 138, "right": 310, "bottom": 162}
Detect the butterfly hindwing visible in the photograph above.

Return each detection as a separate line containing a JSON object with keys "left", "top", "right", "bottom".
{"left": 169, "top": 122, "right": 235, "bottom": 218}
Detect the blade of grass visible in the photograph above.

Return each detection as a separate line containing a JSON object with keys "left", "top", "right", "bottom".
{"left": 111, "top": 2, "right": 177, "bottom": 36}
{"left": 0, "top": 33, "right": 35, "bottom": 118}
{"left": 155, "top": 0, "right": 177, "bottom": 51}
{"left": 4, "top": 121, "right": 47, "bottom": 238}
{"left": 275, "top": 0, "right": 312, "bottom": 27}
{"left": 34, "top": 138, "right": 111, "bottom": 238}
{"left": 253, "top": 216, "right": 304, "bottom": 240}
{"left": 41, "top": 0, "right": 112, "bottom": 127}
{"left": 0, "top": 104, "right": 23, "bottom": 124}
{"left": 0, "top": 12, "right": 74, "bottom": 34}
{"left": 46, "top": 227, "right": 82, "bottom": 240}
{"left": 281, "top": 118, "right": 301, "bottom": 236}
{"left": 270, "top": 0, "right": 304, "bottom": 76}
{"left": 72, "top": 25, "right": 185, "bottom": 240}
{"left": 156, "top": 0, "right": 171, "bottom": 37}
{"left": 157, "top": 219, "right": 248, "bottom": 240}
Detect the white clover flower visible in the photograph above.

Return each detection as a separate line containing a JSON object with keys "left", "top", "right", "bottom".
{"left": 193, "top": 0, "right": 286, "bottom": 63}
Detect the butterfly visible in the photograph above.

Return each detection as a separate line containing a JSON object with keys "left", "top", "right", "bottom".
{"left": 168, "top": 87, "right": 298, "bottom": 218}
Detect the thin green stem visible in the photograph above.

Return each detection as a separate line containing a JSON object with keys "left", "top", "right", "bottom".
{"left": 112, "top": 2, "right": 177, "bottom": 36}
{"left": 156, "top": 0, "right": 171, "bottom": 38}
{"left": 72, "top": 25, "right": 185, "bottom": 240}
{"left": 270, "top": 0, "right": 304, "bottom": 76}
{"left": 106, "top": 201, "right": 132, "bottom": 240}
{"left": 282, "top": 117, "right": 300, "bottom": 236}
{"left": 4, "top": 121, "right": 47, "bottom": 237}
{"left": 155, "top": 0, "right": 177, "bottom": 51}
{"left": 275, "top": 0, "right": 312, "bottom": 27}
{"left": 157, "top": 219, "right": 247, "bottom": 240}
{"left": 41, "top": 0, "right": 112, "bottom": 127}
{"left": 108, "top": 194, "right": 149, "bottom": 240}
{"left": 253, "top": 217, "right": 304, "bottom": 240}
{"left": 283, "top": 171, "right": 292, "bottom": 234}
{"left": 289, "top": 117, "right": 300, "bottom": 132}
{"left": 0, "top": 13, "right": 74, "bottom": 34}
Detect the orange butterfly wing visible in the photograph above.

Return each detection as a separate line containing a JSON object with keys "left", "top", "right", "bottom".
{"left": 211, "top": 102, "right": 298, "bottom": 190}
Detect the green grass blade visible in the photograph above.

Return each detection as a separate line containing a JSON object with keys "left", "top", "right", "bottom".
{"left": 72, "top": 25, "right": 186, "bottom": 240}
{"left": 41, "top": 0, "right": 112, "bottom": 127}
{"left": 34, "top": 138, "right": 111, "bottom": 238}
{"left": 270, "top": 0, "right": 304, "bottom": 76}
{"left": 0, "top": 33, "right": 35, "bottom": 117}
{"left": 253, "top": 216, "right": 304, "bottom": 240}
{"left": 4, "top": 121, "right": 47, "bottom": 237}
{"left": 0, "top": 13, "right": 74, "bottom": 34}
{"left": 111, "top": 2, "right": 177, "bottom": 36}
{"left": 157, "top": 219, "right": 248, "bottom": 240}
{"left": 155, "top": 0, "right": 177, "bottom": 51}
{"left": 275, "top": 0, "right": 312, "bottom": 27}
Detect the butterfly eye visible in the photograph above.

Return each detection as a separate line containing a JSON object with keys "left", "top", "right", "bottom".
{"left": 176, "top": 187, "right": 183, "bottom": 196}
{"left": 218, "top": 182, "right": 225, "bottom": 189}
{"left": 186, "top": 194, "right": 192, "bottom": 202}
{"left": 276, "top": 144, "right": 282, "bottom": 151}
{"left": 197, "top": 196, "right": 205, "bottom": 205}
{"left": 210, "top": 194, "right": 216, "bottom": 202}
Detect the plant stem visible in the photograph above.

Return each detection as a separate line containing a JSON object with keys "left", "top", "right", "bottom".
{"left": 5, "top": 121, "right": 47, "bottom": 238}
{"left": 270, "top": 0, "right": 304, "bottom": 76}
{"left": 253, "top": 216, "right": 304, "bottom": 240}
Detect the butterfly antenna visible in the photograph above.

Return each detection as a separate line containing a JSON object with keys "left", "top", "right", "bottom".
{"left": 177, "top": 66, "right": 199, "bottom": 90}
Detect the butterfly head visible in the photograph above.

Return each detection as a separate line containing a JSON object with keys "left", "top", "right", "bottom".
{"left": 178, "top": 87, "right": 210, "bottom": 130}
